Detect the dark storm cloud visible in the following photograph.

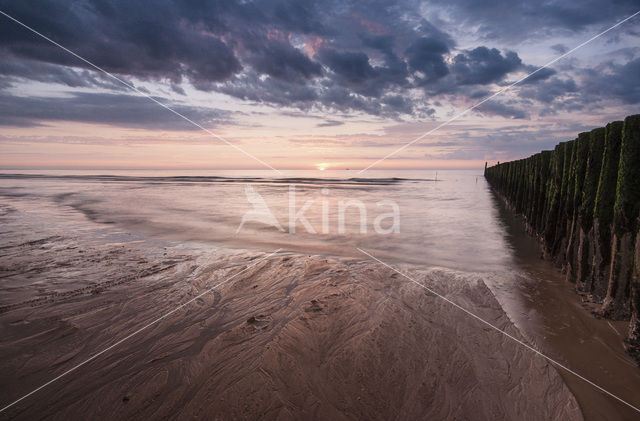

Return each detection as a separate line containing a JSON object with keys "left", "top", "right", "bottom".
{"left": 0, "top": 55, "right": 127, "bottom": 90}
{"left": 520, "top": 67, "right": 557, "bottom": 84}
{"left": 428, "top": 0, "right": 640, "bottom": 42}
{"left": 405, "top": 37, "right": 450, "bottom": 84}
{"left": 317, "top": 87, "right": 421, "bottom": 118}
{"left": 583, "top": 58, "right": 640, "bottom": 104}
{"left": 0, "top": 92, "right": 229, "bottom": 130}
{"left": 246, "top": 40, "right": 323, "bottom": 82}
{"left": 217, "top": 71, "right": 319, "bottom": 106}
{"left": 551, "top": 44, "right": 569, "bottom": 54}
{"left": 319, "top": 50, "right": 377, "bottom": 84}
{"left": 451, "top": 47, "right": 522, "bottom": 85}
{"left": 519, "top": 77, "right": 578, "bottom": 103}
{"left": 0, "top": 1, "right": 242, "bottom": 84}
{"left": 0, "top": 0, "right": 637, "bottom": 122}
{"left": 475, "top": 100, "right": 528, "bottom": 119}
{"left": 0, "top": 0, "right": 524, "bottom": 119}
{"left": 515, "top": 57, "right": 640, "bottom": 117}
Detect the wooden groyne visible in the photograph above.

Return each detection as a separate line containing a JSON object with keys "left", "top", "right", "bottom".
{"left": 484, "top": 114, "right": 640, "bottom": 359}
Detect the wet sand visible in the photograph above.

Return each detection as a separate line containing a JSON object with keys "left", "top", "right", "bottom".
{"left": 490, "top": 192, "right": 640, "bottom": 420}
{"left": 0, "top": 227, "right": 581, "bottom": 419}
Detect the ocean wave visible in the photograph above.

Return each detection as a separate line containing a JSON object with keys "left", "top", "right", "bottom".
{"left": 0, "top": 173, "right": 435, "bottom": 186}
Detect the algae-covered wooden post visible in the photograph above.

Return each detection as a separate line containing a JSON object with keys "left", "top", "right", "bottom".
{"left": 558, "top": 139, "right": 577, "bottom": 266}
{"left": 537, "top": 151, "right": 552, "bottom": 233}
{"left": 575, "top": 128, "right": 605, "bottom": 291}
{"left": 629, "top": 212, "right": 640, "bottom": 357}
{"left": 484, "top": 114, "right": 640, "bottom": 361}
{"left": 523, "top": 157, "right": 532, "bottom": 221}
{"left": 531, "top": 153, "right": 541, "bottom": 230}
{"left": 592, "top": 121, "right": 624, "bottom": 299}
{"left": 516, "top": 159, "right": 526, "bottom": 214}
{"left": 551, "top": 141, "right": 571, "bottom": 257}
{"left": 603, "top": 115, "right": 640, "bottom": 319}
{"left": 566, "top": 132, "right": 590, "bottom": 283}
{"left": 543, "top": 148, "right": 558, "bottom": 237}
{"left": 544, "top": 143, "right": 565, "bottom": 254}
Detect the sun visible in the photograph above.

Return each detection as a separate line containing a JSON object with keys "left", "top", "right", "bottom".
{"left": 315, "top": 162, "right": 330, "bottom": 171}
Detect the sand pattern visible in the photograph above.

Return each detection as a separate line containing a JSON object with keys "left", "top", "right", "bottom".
{"left": 0, "top": 228, "right": 581, "bottom": 420}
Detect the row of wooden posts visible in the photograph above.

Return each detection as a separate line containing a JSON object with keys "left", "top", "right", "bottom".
{"left": 484, "top": 114, "right": 640, "bottom": 356}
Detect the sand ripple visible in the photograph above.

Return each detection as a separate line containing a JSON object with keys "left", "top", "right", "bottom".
{"left": 0, "top": 233, "right": 581, "bottom": 420}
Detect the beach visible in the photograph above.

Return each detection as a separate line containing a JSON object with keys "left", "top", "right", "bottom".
{"left": 3, "top": 1, "right": 640, "bottom": 418}
{"left": 0, "top": 232, "right": 580, "bottom": 419}
{"left": 1, "top": 170, "right": 639, "bottom": 419}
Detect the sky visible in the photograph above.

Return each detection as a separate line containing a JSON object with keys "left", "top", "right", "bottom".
{"left": 0, "top": 0, "right": 639, "bottom": 171}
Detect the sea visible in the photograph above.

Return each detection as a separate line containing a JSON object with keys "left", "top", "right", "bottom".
{"left": 1, "top": 168, "right": 640, "bottom": 419}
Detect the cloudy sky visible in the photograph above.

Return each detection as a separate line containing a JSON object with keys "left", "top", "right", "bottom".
{"left": 0, "top": 0, "right": 639, "bottom": 171}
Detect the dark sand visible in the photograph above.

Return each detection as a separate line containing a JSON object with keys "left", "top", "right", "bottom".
{"left": 491, "top": 197, "right": 640, "bottom": 420}
{"left": 0, "top": 230, "right": 581, "bottom": 419}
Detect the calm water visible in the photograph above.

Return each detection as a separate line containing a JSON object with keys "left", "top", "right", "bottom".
{"left": 0, "top": 169, "right": 508, "bottom": 271}
{"left": 2, "top": 168, "right": 640, "bottom": 419}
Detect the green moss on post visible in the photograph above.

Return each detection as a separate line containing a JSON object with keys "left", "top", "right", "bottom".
{"left": 525, "top": 156, "right": 535, "bottom": 223}
{"left": 537, "top": 151, "right": 552, "bottom": 232}
{"left": 544, "top": 143, "right": 565, "bottom": 251}
{"left": 614, "top": 115, "right": 640, "bottom": 234}
{"left": 484, "top": 114, "right": 640, "bottom": 362}
{"left": 515, "top": 160, "right": 524, "bottom": 213}
{"left": 566, "top": 133, "right": 590, "bottom": 283}
{"left": 530, "top": 154, "right": 540, "bottom": 228}
{"left": 572, "top": 133, "right": 591, "bottom": 209}
{"left": 551, "top": 141, "right": 571, "bottom": 256}
{"left": 558, "top": 139, "right": 578, "bottom": 265}
{"left": 592, "top": 121, "right": 624, "bottom": 298}
{"left": 575, "top": 128, "right": 605, "bottom": 290}
{"left": 581, "top": 128, "right": 606, "bottom": 229}
{"left": 603, "top": 115, "right": 640, "bottom": 318}
{"left": 628, "top": 214, "right": 640, "bottom": 357}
